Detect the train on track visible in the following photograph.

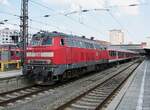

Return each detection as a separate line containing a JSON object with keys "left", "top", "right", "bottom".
{"left": 23, "top": 31, "right": 139, "bottom": 84}
{"left": 0, "top": 45, "right": 21, "bottom": 71}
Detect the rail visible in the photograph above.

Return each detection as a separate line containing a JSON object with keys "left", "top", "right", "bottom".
{"left": 54, "top": 61, "right": 140, "bottom": 110}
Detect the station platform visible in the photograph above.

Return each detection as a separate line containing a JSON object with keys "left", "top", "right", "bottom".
{"left": 107, "top": 59, "right": 150, "bottom": 110}
{"left": 0, "top": 69, "right": 22, "bottom": 79}
{"left": 0, "top": 60, "right": 21, "bottom": 72}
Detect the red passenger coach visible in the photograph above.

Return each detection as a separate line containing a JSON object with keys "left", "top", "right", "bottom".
{"left": 23, "top": 31, "right": 138, "bottom": 84}
{"left": 0, "top": 45, "right": 21, "bottom": 71}
{"left": 0, "top": 45, "right": 21, "bottom": 61}
{"left": 108, "top": 48, "right": 138, "bottom": 63}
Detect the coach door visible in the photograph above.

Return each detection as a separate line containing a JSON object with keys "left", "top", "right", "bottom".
{"left": 66, "top": 47, "right": 72, "bottom": 64}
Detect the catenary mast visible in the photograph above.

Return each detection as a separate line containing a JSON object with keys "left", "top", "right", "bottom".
{"left": 20, "top": 0, "right": 28, "bottom": 64}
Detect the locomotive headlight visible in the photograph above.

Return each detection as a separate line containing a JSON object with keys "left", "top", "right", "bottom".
{"left": 27, "top": 60, "right": 31, "bottom": 63}
{"left": 47, "top": 60, "right": 51, "bottom": 64}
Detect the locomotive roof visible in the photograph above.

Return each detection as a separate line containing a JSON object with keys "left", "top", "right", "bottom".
{"left": 33, "top": 31, "right": 106, "bottom": 46}
{"left": 33, "top": 31, "right": 88, "bottom": 39}
{"left": 33, "top": 31, "right": 70, "bottom": 38}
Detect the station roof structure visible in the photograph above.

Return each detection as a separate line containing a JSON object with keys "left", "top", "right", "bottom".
{"left": 109, "top": 44, "right": 146, "bottom": 54}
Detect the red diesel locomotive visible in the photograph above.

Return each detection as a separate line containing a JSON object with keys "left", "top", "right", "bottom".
{"left": 23, "top": 31, "right": 138, "bottom": 84}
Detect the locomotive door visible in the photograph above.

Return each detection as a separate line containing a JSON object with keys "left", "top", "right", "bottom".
{"left": 65, "top": 38, "right": 72, "bottom": 64}
{"left": 66, "top": 47, "right": 72, "bottom": 64}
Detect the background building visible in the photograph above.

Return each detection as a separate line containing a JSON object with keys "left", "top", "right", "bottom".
{"left": 0, "top": 28, "right": 20, "bottom": 45}
{"left": 146, "top": 37, "right": 150, "bottom": 48}
{"left": 109, "top": 29, "right": 124, "bottom": 44}
{"left": 141, "top": 42, "right": 147, "bottom": 48}
{"left": 0, "top": 28, "right": 32, "bottom": 45}
{"left": 95, "top": 40, "right": 111, "bottom": 46}
{"left": 109, "top": 43, "right": 146, "bottom": 55}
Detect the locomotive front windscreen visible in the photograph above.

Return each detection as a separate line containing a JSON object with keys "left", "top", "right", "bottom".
{"left": 31, "top": 35, "right": 52, "bottom": 46}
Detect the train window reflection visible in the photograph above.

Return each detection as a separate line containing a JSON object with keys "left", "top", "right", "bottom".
{"left": 31, "top": 37, "right": 52, "bottom": 46}
{"left": 42, "top": 37, "right": 52, "bottom": 45}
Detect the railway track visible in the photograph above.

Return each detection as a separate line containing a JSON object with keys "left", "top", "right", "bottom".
{"left": 0, "top": 77, "right": 81, "bottom": 107}
{"left": 0, "top": 60, "right": 141, "bottom": 109}
{"left": 0, "top": 85, "right": 52, "bottom": 106}
{"left": 0, "top": 75, "right": 26, "bottom": 92}
{"left": 54, "top": 62, "right": 140, "bottom": 110}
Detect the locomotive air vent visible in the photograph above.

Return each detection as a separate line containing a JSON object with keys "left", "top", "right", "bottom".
{"left": 82, "top": 36, "right": 86, "bottom": 38}
{"left": 90, "top": 37, "right": 94, "bottom": 40}
{"left": 52, "top": 31, "right": 58, "bottom": 33}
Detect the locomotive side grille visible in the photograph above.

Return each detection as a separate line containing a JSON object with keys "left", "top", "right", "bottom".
{"left": 30, "top": 60, "right": 47, "bottom": 64}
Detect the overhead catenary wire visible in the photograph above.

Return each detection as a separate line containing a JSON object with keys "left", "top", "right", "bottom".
{"left": 29, "top": 0, "right": 107, "bottom": 37}
{"left": 0, "top": 8, "right": 110, "bottom": 39}
{"left": 98, "top": 2, "right": 135, "bottom": 42}
{"left": 3, "top": 21, "right": 44, "bottom": 32}
{"left": 107, "top": 11, "right": 133, "bottom": 39}
{"left": 1, "top": 0, "right": 127, "bottom": 37}
{"left": 0, "top": 11, "right": 77, "bottom": 34}
{"left": 29, "top": 0, "right": 54, "bottom": 11}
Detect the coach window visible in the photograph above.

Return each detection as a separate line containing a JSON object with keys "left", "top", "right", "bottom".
{"left": 77, "top": 41, "right": 80, "bottom": 47}
{"left": 89, "top": 43, "right": 91, "bottom": 49}
{"left": 109, "top": 51, "right": 111, "bottom": 56}
{"left": 111, "top": 51, "right": 113, "bottom": 56}
{"left": 99, "top": 45, "right": 102, "bottom": 50}
{"left": 112, "top": 51, "right": 115, "bottom": 56}
{"left": 85, "top": 42, "right": 88, "bottom": 48}
{"left": 76, "top": 41, "right": 80, "bottom": 47}
{"left": 113, "top": 51, "right": 116, "bottom": 56}
{"left": 86, "top": 42, "right": 89, "bottom": 48}
{"left": 86, "top": 43, "right": 88, "bottom": 48}
{"left": 82, "top": 41, "right": 86, "bottom": 48}
{"left": 79, "top": 41, "right": 82, "bottom": 48}
{"left": 60, "top": 39, "right": 65, "bottom": 46}
{"left": 72, "top": 40, "right": 76, "bottom": 47}
{"left": 112, "top": 51, "right": 114, "bottom": 56}
{"left": 96, "top": 44, "right": 99, "bottom": 49}
{"left": 67, "top": 39, "right": 72, "bottom": 47}
{"left": 89, "top": 43, "right": 91, "bottom": 48}
{"left": 93, "top": 44, "right": 96, "bottom": 49}
{"left": 90, "top": 44, "right": 94, "bottom": 49}
{"left": 103, "top": 47, "right": 106, "bottom": 50}
{"left": 88, "top": 43, "right": 91, "bottom": 48}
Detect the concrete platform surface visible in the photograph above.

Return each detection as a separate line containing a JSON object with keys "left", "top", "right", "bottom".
{"left": 0, "top": 69, "right": 22, "bottom": 79}
{"left": 109, "top": 59, "right": 150, "bottom": 110}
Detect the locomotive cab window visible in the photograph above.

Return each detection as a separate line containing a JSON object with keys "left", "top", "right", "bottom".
{"left": 42, "top": 37, "right": 52, "bottom": 45}
{"left": 60, "top": 39, "right": 65, "bottom": 46}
